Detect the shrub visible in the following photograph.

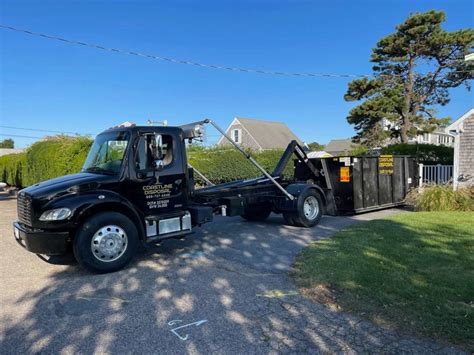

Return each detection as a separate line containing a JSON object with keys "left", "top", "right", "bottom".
{"left": 0, "top": 136, "right": 92, "bottom": 188}
{"left": 0, "top": 152, "right": 27, "bottom": 187}
{"left": 408, "top": 185, "right": 474, "bottom": 211}
{"left": 187, "top": 146, "right": 294, "bottom": 184}
{"left": 25, "top": 136, "right": 93, "bottom": 185}
{"left": 0, "top": 138, "right": 294, "bottom": 187}
{"left": 381, "top": 143, "right": 454, "bottom": 165}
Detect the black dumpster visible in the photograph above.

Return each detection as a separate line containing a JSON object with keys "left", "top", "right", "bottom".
{"left": 295, "top": 155, "right": 418, "bottom": 214}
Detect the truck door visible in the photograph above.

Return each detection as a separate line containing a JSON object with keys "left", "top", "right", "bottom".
{"left": 129, "top": 133, "right": 187, "bottom": 216}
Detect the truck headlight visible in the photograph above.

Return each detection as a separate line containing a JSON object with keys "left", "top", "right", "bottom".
{"left": 39, "top": 208, "right": 72, "bottom": 221}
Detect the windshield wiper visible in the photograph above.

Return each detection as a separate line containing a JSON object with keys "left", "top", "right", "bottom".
{"left": 83, "top": 167, "right": 116, "bottom": 175}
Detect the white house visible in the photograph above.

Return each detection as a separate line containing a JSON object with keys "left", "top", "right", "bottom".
{"left": 380, "top": 118, "right": 454, "bottom": 147}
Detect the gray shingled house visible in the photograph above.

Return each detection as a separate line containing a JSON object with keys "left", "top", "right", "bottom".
{"left": 217, "top": 117, "right": 303, "bottom": 151}
{"left": 446, "top": 108, "right": 474, "bottom": 189}
{"left": 324, "top": 139, "right": 355, "bottom": 156}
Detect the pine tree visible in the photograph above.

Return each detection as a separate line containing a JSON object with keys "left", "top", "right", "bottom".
{"left": 344, "top": 10, "right": 473, "bottom": 148}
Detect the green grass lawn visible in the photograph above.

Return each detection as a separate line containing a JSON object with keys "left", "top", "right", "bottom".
{"left": 292, "top": 212, "right": 474, "bottom": 351}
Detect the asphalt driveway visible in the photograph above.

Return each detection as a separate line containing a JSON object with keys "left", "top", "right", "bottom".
{"left": 0, "top": 198, "right": 463, "bottom": 354}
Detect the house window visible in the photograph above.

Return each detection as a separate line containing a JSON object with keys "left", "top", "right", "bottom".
{"left": 437, "top": 135, "right": 452, "bottom": 146}
{"left": 232, "top": 129, "right": 241, "bottom": 144}
{"left": 422, "top": 133, "right": 430, "bottom": 142}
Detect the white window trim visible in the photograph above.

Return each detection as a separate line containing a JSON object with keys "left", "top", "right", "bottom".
{"left": 232, "top": 128, "right": 242, "bottom": 144}
{"left": 216, "top": 117, "right": 263, "bottom": 150}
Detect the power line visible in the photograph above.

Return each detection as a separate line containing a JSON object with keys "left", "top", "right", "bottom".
{"left": 0, "top": 125, "right": 94, "bottom": 135}
{"left": 1, "top": 24, "right": 472, "bottom": 81}
{"left": 0, "top": 24, "right": 371, "bottom": 79}
{"left": 0, "top": 133, "right": 43, "bottom": 139}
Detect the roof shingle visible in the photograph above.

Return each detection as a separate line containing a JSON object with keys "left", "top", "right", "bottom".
{"left": 235, "top": 117, "right": 302, "bottom": 149}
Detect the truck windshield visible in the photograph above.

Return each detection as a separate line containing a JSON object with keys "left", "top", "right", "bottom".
{"left": 82, "top": 131, "right": 130, "bottom": 175}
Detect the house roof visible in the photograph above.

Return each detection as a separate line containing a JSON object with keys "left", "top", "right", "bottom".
{"left": 220, "top": 117, "right": 302, "bottom": 149}
{"left": 446, "top": 108, "right": 474, "bottom": 132}
{"left": 325, "top": 139, "right": 354, "bottom": 153}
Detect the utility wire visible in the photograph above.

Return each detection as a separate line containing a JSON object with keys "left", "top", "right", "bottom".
{"left": 0, "top": 133, "right": 43, "bottom": 139}
{"left": 0, "top": 125, "right": 94, "bottom": 136}
{"left": 1, "top": 24, "right": 472, "bottom": 80}
{"left": 0, "top": 24, "right": 371, "bottom": 79}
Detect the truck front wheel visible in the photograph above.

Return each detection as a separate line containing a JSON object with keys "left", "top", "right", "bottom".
{"left": 73, "top": 212, "right": 139, "bottom": 273}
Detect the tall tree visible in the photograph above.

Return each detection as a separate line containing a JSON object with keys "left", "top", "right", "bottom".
{"left": 307, "top": 141, "right": 325, "bottom": 151}
{"left": 344, "top": 10, "right": 473, "bottom": 147}
{"left": 0, "top": 138, "right": 14, "bottom": 148}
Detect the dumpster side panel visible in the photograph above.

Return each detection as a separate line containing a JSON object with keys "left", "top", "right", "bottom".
{"left": 392, "top": 157, "right": 405, "bottom": 203}
{"left": 406, "top": 157, "right": 418, "bottom": 192}
{"left": 327, "top": 159, "right": 354, "bottom": 212}
{"left": 353, "top": 158, "right": 364, "bottom": 210}
{"left": 378, "top": 172, "right": 393, "bottom": 205}
{"left": 362, "top": 158, "right": 378, "bottom": 208}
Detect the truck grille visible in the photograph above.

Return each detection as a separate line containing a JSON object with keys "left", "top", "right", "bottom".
{"left": 17, "top": 192, "right": 33, "bottom": 226}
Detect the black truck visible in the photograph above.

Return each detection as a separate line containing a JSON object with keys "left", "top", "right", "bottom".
{"left": 13, "top": 119, "right": 417, "bottom": 273}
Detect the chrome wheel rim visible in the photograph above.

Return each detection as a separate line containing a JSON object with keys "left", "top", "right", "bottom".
{"left": 303, "top": 196, "right": 319, "bottom": 220}
{"left": 91, "top": 225, "right": 128, "bottom": 262}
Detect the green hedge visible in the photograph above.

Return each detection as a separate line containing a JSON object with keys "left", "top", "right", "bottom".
{"left": 25, "top": 136, "right": 92, "bottom": 184}
{"left": 0, "top": 138, "right": 294, "bottom": 188}
{"left": 187, "top": 145, "right": 294, "bottom": 184}
{"left": 381, "top": 143, "right": 454, "bottom": 165}
{"left": 0, "top": 136, "right": 93, "bottom": 188}
{"left": 0, "top": 153, "right": 27, "bottom": 187}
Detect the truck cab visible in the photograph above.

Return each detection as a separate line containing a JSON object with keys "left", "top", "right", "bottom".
{"left": 14, "top": 124, "right": 213, "bottom": 272}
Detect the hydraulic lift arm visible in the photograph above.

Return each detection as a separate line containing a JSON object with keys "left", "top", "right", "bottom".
{"left": 181, "top": 120, "right": 320, "bottom": 201}
{"left": 272, "top": 140, "right": 320, "bottom": 180}
{"left": 204, "top": 119, "right": 295, "bottom": 201}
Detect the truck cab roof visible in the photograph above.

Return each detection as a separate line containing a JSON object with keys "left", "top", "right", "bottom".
{"left": 101, "top": 125, "right": 184, "bottom": 136}
{"left": 102, "top": 119, "right": 208, "bottom": 141}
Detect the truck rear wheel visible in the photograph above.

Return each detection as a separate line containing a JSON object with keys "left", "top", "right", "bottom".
{"left": 241, "top": 204, "right": 272, "bottom": 222}
{"left": 73, "top": 212, "right": 139, "bottom": 273}
{"left": 290, "top": 189, "right": 323, "bottom": 228}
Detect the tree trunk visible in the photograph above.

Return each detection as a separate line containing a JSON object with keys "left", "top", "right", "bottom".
{"left": 401, "top": 56, "right": 415, "bottom": 144}
{"left": 400, "top": 115, "right": 409, "bottom": 143}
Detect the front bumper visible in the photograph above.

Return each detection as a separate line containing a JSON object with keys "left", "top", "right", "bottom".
{"left": 13, "top": 221, "right": 70, "bottom": 255}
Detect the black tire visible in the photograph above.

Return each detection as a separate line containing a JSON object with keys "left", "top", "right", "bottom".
{"left": 73, "top": 212, "right": 139, "bottom": 273}
{"left": 241, "top": 204, "right": 272, "bottom": 222}
{"left": 292, "top": 189, "right": 323, "bottom": 228}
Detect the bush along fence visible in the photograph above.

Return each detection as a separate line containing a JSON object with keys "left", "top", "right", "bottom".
{"left": 0, "top": 137, "right": 295, "bottom": 188}
{"left": 406, "top": 185, "right": 474, "bottom": 211}
{"left": 380, "top": 143, "right": 454, "bottom": 165}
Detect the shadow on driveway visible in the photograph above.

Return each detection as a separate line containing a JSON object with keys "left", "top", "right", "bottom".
{"left": 1, "top": 209, "right": 463, "bottom": 353}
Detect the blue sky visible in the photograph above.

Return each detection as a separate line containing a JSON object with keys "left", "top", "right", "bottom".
{"left": 1, "top": 0, "right": 473, "bottom": 148}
